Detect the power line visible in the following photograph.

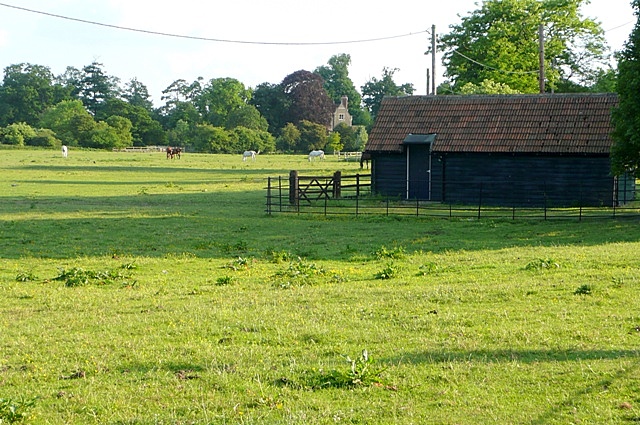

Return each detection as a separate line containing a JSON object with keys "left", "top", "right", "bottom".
{"left": 451, "top": 49, "right": 540, "bottom": 75}
{"left": 0, "top": 2, "right": 428, "bottom": 46}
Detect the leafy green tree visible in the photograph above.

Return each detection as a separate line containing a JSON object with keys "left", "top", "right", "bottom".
{"left": 78, "top": 62, "right": 120, "bottom": 115}
{"left": 39, "top": 100, "right": 94, "bottom": 146}
{"left": 191, "top": 124, "right": 231, "bottom": 153}
{"left": 83, "top": 121, "right": 116, "bottom": 149}
{"left": 354, "top": 126, "right": 368, "bottom": 152}
{"left": 122, "top": 78, "right": 154, "bottom": 111}
{"left": 56, "top": 66, "right": 83, "bottom": 100}
{"left": 98, "top": 98, "right": 166, "bottom": 146}
{"left": 586, "top": 68, "right": 617, "bottom": 93}
{"left": 27, "top": 128, "right": 61, "bottom": 147}
{"left": 161, "top": 78, "right": 202, "bottom": 107}
{"left": 0, "top": 122, "right": 36, "bottom": 145}
{"left": 195, "top": 77, "right": 251, "bottom": 127}
{"left": 226, "top": 104, "right": 268, "bottom": 131}
{"left": 297, "top": 119, "right": 328, "bottom": 152}
{"left": 250, "top": 82, "right": 290, "bottom": 134}
{"left": 231, "top": 126, "right": 275, "bottom": 153}
{"left": 361, "top": 67, "right": 414, "bottom": 120}
{"left": 459, "top": 79, "right": 522, "bottom": 94}
{"left": 611, "top": 0, "right": 640, "bottom": 177}
{"left": 158, "top": 101, "right": 202, "bottom": 130}
{"left": 332, "top": 122, "right": 356, "bottom": 151}
{"left": 167, "top": 119, "right": 192, "bottom": 149}
{"left": 0, "top": 63, "right": 57, "bottom": 126}
{"left": 105, "top": 116, "right": 133, "bottom": 147}
{"left": 70, "top": 113, "right": 99, "bottom": 147}
{"left": 281, "top": 70, "right": 335, "bottom": 127}
{"left": 439, "top": 0, "right": 608, "bottom": 93}
{"left": 315, "top": 54, "right": 368, "bottom": 125}
{"left": 276, "top": 122, "right": 300, "bottom": 152}
{"left": 327, "top": 131, "right": 342, "bottom": 154}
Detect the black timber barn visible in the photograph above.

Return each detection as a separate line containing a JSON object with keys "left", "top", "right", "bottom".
{"left": 363, "top": 93, "right": 634, "bottom": 207}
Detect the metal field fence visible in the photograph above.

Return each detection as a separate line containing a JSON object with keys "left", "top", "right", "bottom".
{"left": 265, "top": 173, "right": 640, "bottom": 220}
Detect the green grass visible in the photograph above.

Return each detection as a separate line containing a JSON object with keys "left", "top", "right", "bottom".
{"left": 1, "top": 149, "right": 640, "bottom": 424}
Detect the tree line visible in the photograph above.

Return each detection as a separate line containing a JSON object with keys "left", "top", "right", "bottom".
{"left": 0, "top": 54, "right": 415, "bottom": 153}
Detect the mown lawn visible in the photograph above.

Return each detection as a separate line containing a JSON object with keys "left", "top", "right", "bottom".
{"left": 1, "top": 149, "right": 640, "bottom": 424}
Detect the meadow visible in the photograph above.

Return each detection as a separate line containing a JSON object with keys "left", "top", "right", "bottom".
{"left": 1, "top": 149, "right": 640, "bottom": 424}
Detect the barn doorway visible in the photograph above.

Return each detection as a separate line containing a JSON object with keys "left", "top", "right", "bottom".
{"left": 404, "top": 134, "right": 435, "bottom": 200}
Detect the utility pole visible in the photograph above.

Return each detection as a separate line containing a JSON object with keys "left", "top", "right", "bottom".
{"left": 539, "top": 24, "right": 545, "bottom": 94}
{"left": 426, "top": 68, "right": 431, "bottom": 95}
{"left": 432, "top": 24, "right": 436, "bottom": 95}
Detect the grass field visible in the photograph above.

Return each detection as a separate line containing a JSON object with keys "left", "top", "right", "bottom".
{"left": 1, "top": 149, "right": 640, "bottom": 424}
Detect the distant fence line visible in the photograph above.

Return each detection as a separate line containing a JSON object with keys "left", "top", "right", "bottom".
{"left": 112, "top": 146, "right": 169, "bottom": 153}
{"left": 265, "top": 171, "right": 640, "bottom": 220}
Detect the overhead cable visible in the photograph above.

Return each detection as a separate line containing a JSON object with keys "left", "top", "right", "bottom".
{"left": 0, "top": 2, "right": 428, "bottom": 46}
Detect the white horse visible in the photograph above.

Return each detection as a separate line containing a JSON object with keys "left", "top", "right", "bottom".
{"left": 242, "top": 150, "right": 258, "bottom": 161}
{"left": 308, "top": 150, "right": 325, "bottom": 161}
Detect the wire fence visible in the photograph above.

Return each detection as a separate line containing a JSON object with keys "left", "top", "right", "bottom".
{"left": 265, "top": 173, "right": 640, "bottom": 220}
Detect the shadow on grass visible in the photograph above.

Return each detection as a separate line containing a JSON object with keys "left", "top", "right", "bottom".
{"left": 385, "top": 348, "right": 640, "bottom": 365}
{"left": 15, "top": 164, "right": 295, "bottom": 177}
{"left": 2, "top": 190, "right": 640, "bottom": 260}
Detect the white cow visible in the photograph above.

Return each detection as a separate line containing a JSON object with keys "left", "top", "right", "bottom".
{"left": 242, "top": 150, "right": 258, "bottom": 161}
{"left": 308, "top": 150, "right": 325, "bottom": 161}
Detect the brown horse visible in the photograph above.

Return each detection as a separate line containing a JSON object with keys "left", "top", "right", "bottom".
{"left": 166, "top": 147, "right": 182, "bottom": 159}
{"left": 360, "top": 152, "right": 372, "bottom": 169}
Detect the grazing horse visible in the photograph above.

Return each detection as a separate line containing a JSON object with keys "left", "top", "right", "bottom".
{"left": 166, "top": 146, "right": 174, "bottom": 159}
{"left": 242, "top": 150, "right": 258, "bottom": 161}
{"left": 308, "top": 150, "right": 325, "bottom": 161}
{"left": 360, "top": 152, "right": 371, "bottom": 169}
{"left": 173, "top": 147, "right": 182, "bottom": 159}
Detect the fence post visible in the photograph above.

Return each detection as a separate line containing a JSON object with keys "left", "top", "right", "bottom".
{"left": 266, "top": 177, "right": 272, "bottom": 215}
{"left": 477, "top": 182, "right": 483, "bottom": 219}
{"left": 278, "top": 176, "right": 283, "bottom": 212}
{"left": 356, "top": 174, "right": 360, "bottom": 198}
{"left": 333, "top": 171, "right": 342, "bottom": 198}
{"left": 289, "top": 170, "right": 299, "bottom": 206}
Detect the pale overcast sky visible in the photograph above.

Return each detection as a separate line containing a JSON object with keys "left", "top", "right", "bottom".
{"left": 0, "top": 0, "right": 634, "bottom": 106}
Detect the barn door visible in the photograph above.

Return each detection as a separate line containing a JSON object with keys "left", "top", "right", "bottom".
{"left": 406, "top": 143, "right": 431, "bottom": 200}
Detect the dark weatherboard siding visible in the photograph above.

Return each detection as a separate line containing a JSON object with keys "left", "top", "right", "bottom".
{"left": 436, "top": 153, "right": 614, "bottom": 207}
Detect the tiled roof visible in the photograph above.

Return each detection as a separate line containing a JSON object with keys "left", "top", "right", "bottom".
{"left": 365, "top": 93, "right": 618, "bottom": 154}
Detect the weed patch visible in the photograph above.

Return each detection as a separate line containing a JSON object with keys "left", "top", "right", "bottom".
{"left": 375, "top": 262, "right": 399, "bottom": 280}
{"left": 524, "top": 258, "right": 560, "bottom": 271}
{"left": 51, "top": 263, "right": 136, "bottom": 287}
{"left": 288, "top": 350, "right": 388, "bottom": 390}
{"left": 15, "top": 271, "right": 38, "bottom": 282}
{"left": 272, "top": 258, "right": 326, "bottom": 288}
{"left": 374, "top": 245, "right": 406, "bottom": 260}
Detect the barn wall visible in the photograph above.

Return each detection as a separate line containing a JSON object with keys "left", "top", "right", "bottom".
{"left": 436, "top": 153, "right": 615, "bottom": 207}
{"left": 371, "top": 153, "right": 406, "bottom": 198}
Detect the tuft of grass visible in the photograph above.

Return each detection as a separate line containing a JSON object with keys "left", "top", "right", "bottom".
{"left": 524, "top": 258, "right": 560, "bottom": 271}
{"left": 574, "top": 284, "right": 593, "bottom": 295}
{"left": 15, "top": 271, "right": 38, "bottom": 282}
{"left": 375, "top": 262, "right": 399, "bottom": 280}
{"left": 0, "top": 397, "right": 37, "bottom": 424}
{"left": 374, "top": 245, "right": 406, "bottom": 260}
{"left": 216, "top": 276, "right": 234, "bottom": 286}
{"left": 51, "top": 265, "right": 134, "bottom": 287}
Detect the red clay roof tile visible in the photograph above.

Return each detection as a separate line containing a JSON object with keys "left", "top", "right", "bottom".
{"left": 365, "top": 93, "right": 618, "bottom": 155}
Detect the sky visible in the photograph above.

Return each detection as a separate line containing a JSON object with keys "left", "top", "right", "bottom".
{"left": 0, "top": 0, "right": 635, "bottom": 107}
